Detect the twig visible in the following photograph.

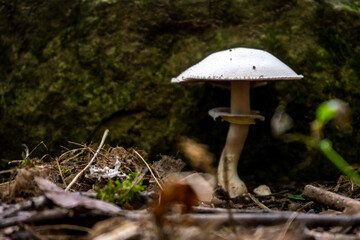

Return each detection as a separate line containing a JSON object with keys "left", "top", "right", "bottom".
{"left": 56, "top": 158, "right": 67, "bottom": 187}
{"left": 278, "top": 212, "right": 298, "bottom": 240}
{"left": 0, "top": 209, "right": 70, "bottom": 228}
{"left": 28, "top": 141, "right": 48, "bottom": 156}
{"left": 65, "top": 129, "right": 109, "bottom": 191}
{"left": 68, "top": 141, "right": 88, "bottom": 147}
{"left": 0, "top": 196, "right": 47, "bottom": 218}
{"left": 192, "top": 206, "right": 269, "bottom": 214}
{"left": 23, "top": 223, "right": 91, "bottom": 240}
{"left": 22, "top": 144, "right": 30, "bottom": 158}
{"left": 305, "top": 228, "right": 358, "bottom": 239}
{"left": 248, "top": 193, "right": 272, "bottom": 212}
{"left": 0, "top": 169, "right": 12, "bottom": 175}
{"left": 302, "top": 185, "right": 360, "bottom": 212}
{"left": 179, "top": 172, "right": 199, "bottom": 182}
{"left": 133, "top": 149, "right": 164, "bottom": 191}
{"left": 296, "top": 201, "right": 314, "bottom": 212}
{"left": 151, "top": 165, "right": 162, "bottom": 181}
{"left": 58, "top": 147, "right": 84, "bottom": 161}
{"left": 60, "top": 145, "right": 71, "bottom": 151}
{"left": 4, "top": 209, "right": 360, "bottom": 229}
{"left": 0, "top": 181, "right": 13, "bottom": 196}
{"left": 93, "top": 222, "right": 138, "bottom": 240}
{"left": 8, "top": 142, "right": 49, "bottom": 165}
{"left": 60, "top": 149, "right": 85, "bottom": 164}
{"left": 123, "top": 211, "right": 360, "bottom": 227}
{"left": 27, "top": 224, "right": 93, "bottom": 234}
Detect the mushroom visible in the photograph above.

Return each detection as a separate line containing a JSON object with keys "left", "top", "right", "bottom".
{"left": 172, "top": 48, "right": 303, "bottom": 198}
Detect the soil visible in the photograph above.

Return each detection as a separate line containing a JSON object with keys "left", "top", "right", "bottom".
{"left": 1, "top": 142, "right": 360, "bottom": 240}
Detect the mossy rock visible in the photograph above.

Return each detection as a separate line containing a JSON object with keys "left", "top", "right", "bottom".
{"left": 1, "top": 0, "right": 360, "bottom": 182}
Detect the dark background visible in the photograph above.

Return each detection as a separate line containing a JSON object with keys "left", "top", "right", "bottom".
{"left": 1, "top": 0, "right": 360, "bottom": 182}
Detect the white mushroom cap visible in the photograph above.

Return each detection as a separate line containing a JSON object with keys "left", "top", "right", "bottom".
{"left": 171, "top": 48, "right": 303, "bottom": 83}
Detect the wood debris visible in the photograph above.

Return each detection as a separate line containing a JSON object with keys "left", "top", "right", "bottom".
{"left": 2, "top": 137, "right": 360, "bottom": 239}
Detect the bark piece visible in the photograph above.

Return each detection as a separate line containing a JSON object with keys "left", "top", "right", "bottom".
{"left": 0, "top": 209, "right": 69, "bottom": 228}
{"left": 35, "top": 177, "right": 121, "bottom": 214}
{"left": 302, "top": 185, "right": 360, "bottom": 213}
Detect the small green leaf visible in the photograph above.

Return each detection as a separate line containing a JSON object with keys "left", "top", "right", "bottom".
{"left": 287, "top": 194, "right": 305, "bottom": 200}
{"left": 95, "top": 171, "right": 147, "bottom": 206}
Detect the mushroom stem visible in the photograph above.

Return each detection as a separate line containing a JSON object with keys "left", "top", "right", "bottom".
{"left": 218, "top": 81, "right": 250, "bottom": 197}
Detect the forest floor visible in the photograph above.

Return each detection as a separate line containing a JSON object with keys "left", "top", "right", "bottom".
{"left": 1, "top": 131, "right": 360, "bottom": 240}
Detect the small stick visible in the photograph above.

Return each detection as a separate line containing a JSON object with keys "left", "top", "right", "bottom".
{"left": 192, "top": 206, "right": 268, "bottom": 214}
{"left": 4, "top": 209, "right": 360, "bottom": 229}
{"left": 133, "top": 149, "right": 164, "bottom": 191}
{"left": 1, "top": 208, "right": 70, "bottom": 228}
{"left": 27, "top": 224, "right": 93, "bottom": 234}
{"left": 58, "top": 147, "right": 84, "bottom": 161}
{"left": 0, "top": 169, "right": 12, "bottom": 175}
{"left": 55, "top": 158, "right": 67, "bottom": 187}
{"left": 123, "top": 211, "right": 360, "bottom": 227}
{"left": 65, "top": 129, "right": 109, "bottom": 191}
{"left": 278, "top": 212, "right": 298, "bottom": 240}
{"left": 305, "top": 228, "right": 358, "bottom": 239}
{"left": 302, "top": 185, "right": 360, "bottom": 212}
{"left": 68, "top": 141, "right": 88, "bottom": 147}
{"left": 60, "top": 149, "right": 85, "bottom": 164}
{"left": 296, "top": 201, "right": 314, "bottom": 212}
{"left": 28, "top": 141, "right": 48, "bottom": 156}
{"left": 248, "top": 193, "right": 272, "bottom": 212}
{"left": 0, "top": 196, "right": 47, "bottom": 218}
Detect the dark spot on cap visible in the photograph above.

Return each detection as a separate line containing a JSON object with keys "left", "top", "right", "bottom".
{"left": 230, "top": 58, "right": 232, "bottom": 61}
{"left": 253, "top": 66, "right": 256, "bottom": 70}
{"left": 229, "top": 49, "right": 232, "bottom": 52}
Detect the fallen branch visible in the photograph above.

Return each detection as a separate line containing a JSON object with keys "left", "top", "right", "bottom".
{"left": 133, "top": 149, "right": 164, "bottom": 191}
{"left": 0, "top": 169, "right": 12, "bottom": 175}
{"left": 305, "top": 228, "right": 358, "bottom": 240}
{"left": 295, "top": 201, "right": 314, "bottom": 212}
{"left": 36, "top": 177, "right": 121, "bottom": 215}
{"left": 24, "top": 223, "right": 94, "bottom": 238}
{"left": 0, "top": 208, "right": 70, "bottom": 228}
{"left": 65, "top": 129, "right": 109, "bottom": 191}
{"left": 302, "top": 185, "right": 360, "bottom": 212}
{"left": 4, "top": 208, "right": 360, "bottom": 229}
{"left": 59, "top": 148, "right": 85, "bottom": 164}
{"left": 248, "top": 193, "right": 272, "bottom": 212}
{"left": 92, "top": 221, "right": 139, "bottom": 240}
{"left": 0, "top": 196, "right": 47, "bottom": 218}
{"left": 0, "top": 180, "right": 13, "bottom": 196}
{"left": 123, "top": 211, "right": 360, "bottom": 227}
{"left": 192, "top": 206, "right": 267, "bottom": 214}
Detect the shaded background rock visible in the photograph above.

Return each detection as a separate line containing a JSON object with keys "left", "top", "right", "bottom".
{"left": 1, "top": 0, "right": 360, "bottom": 182}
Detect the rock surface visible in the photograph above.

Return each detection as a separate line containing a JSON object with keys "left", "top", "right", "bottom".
{"left": 1, "top": 0, "right": 359, "bottom": 180}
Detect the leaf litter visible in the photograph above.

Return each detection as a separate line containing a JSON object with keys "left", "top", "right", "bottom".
{"left": 1, "top": 133, "right": 360, "bottom": 239}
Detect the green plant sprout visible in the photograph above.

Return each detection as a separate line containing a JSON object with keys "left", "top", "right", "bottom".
{"left": 286, "top": 194, "right": 305, "bottom": 200}
{"left": 95, "top": 171, "right": 147, "bottom": 205}
{"left": 60, "top": 166, "right": 71, "bottom": 177}
{"left": 16, "top": 142, "right": 48, "bottom": 167}
{"left": 289, "top": 99, "right": 360, "bottom": 186}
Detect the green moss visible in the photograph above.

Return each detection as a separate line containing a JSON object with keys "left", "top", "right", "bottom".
{"left": 1, "top": 0, "right": 360, "bottom": 181}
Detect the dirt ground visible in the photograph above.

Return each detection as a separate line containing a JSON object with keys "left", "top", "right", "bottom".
{"left": 1, "top": 138, "right": 360, "bottom": 240}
